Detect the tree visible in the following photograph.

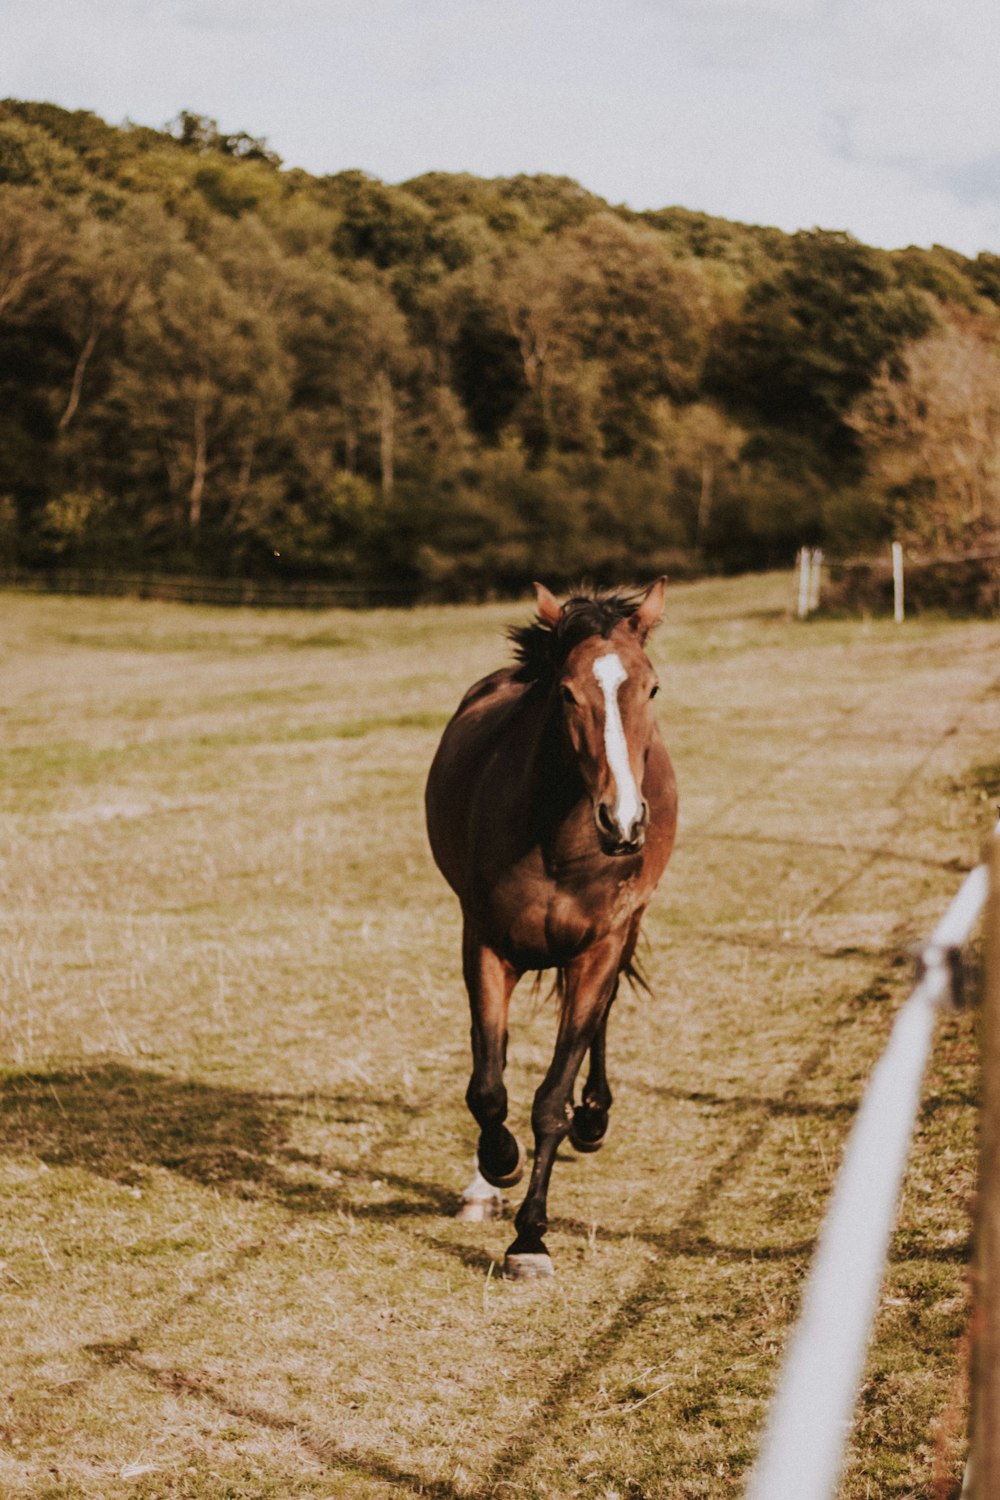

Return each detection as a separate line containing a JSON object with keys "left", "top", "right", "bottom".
{"left": 493, "top": 216, "right": 715, "bottom": 460}
{"left": 0, "top": 185, "right": 67, "bottom": 323}
{"left": 848, "top": 314, "right": 1000, "bottom": 549}
{"left": 282, "top": 260, "right": 418, "bottom": 502}
{"left": 493, "top": 238, "right": 567, "bottom": 454}
{"left": 710, "top": 230, "right": 933, "bottom": 465}
{"left": 4, "top": 96, "right": 1000, "bottom": 590}
{"left": 56, "top": 215, "right": 139, "bottom": 433}
{"left": 649, "top": 400, "right": 746, "bottom": 548}
{"left": 109, "top": 241, "right": 291, "bottom": 543}
{"left": 169, "top": 111, "right": 281, "bottom": 166}
{"left": 555, "top": 214, "right": 714, "bottom": 455}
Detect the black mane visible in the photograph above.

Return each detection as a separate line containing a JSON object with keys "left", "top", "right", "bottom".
{"left": 508, "top": 587, "right": 646, "bottom": 683}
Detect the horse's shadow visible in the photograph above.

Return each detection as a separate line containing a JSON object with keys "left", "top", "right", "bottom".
{"left": 0, "top": 1062, "right": 456, "bottom": 1220}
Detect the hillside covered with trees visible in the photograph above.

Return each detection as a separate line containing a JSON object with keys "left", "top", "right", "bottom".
{"left": 3, "top": 98, "right": 1000, "bottom": 597}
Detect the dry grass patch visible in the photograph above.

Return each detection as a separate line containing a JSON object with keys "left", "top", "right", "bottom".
{"left": 0, "top": 575, "right": 997, "bottom": 1496}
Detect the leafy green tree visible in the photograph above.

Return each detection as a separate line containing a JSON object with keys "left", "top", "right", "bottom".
{"left": 709, "top": 230, "right": 933, "bottom": 464}
{"left": 555, "top": 214, "right": 714, "bottom": 454}
{"left": 848, "top": 312, "right": 1000, "bottom": 549}
{"left": 648, "top": 399, "right": 747, "bottom": 548}
{"left": 3, "top": 96, "right": 999, "bottom": 592}
{"left": 329, "top": 172, "right": 440, "bottom": 271}
{"left": 281, "top": 259, "right": 419, "bottom": 503}
{"left": 0, "top": 187, "right": 71, "bottom": 524}
{"left": 109, "top": 242, "right": 290, "bottom": 544}
{"left": 169, "top": 110, "right": 282, "bottom": 166}
{"left": 0, "top": 185, "right": 67, "bottom": 322}
{"left": 56, "top": 214, "right": 140, "bottom": 433}
{"left": 442, "top": 283, "right": 527, "bottom": 443}
{"left": 493, "top": 238, "right": 569, "bottom": 453}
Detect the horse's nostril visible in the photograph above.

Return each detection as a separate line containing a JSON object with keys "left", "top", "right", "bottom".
{"left": 634, "top": 802, "right": 649, "bottom": 837}
{"left": 596, "top": 802, "right": 617, "bottom": 838}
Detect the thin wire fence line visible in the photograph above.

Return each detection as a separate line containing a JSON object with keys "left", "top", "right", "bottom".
{"left": 744, "top": 841, "right": 996, "bottom": 1500}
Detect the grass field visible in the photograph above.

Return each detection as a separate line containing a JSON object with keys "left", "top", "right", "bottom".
{"left": 1, "top": 573, "right": 999, "bottom": 1499}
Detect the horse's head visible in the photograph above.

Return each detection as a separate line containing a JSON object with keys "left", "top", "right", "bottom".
{"left": 534, "top": 579, "right": 666, "bottom": 857}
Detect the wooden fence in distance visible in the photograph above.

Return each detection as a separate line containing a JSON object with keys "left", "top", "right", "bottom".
{"left": 0, "top": 568, "right": 420, "bottom": 609}
{"left": 818, "top": 546, "right": 1000, "bottom": 618}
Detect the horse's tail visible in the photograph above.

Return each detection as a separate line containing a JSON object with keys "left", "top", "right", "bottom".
{"left": 528, "top": 953, "right": 652, "bottom": 1013}
{"left": 527, "top": 968, "right": 566, "bottom": 1016}
{"left": 622, "top": 954, "right": 653, "bottom": 997}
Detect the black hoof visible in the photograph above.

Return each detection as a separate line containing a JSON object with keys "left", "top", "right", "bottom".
{"left": 568, "top": 1104, "right": 608, "bottom": 1155}
{"left": 503, "top": 1250, "right": 554, "bottom": 1280}
{"left": 503, "top": 1232, "right": 553, "bottom": 1279}
{"left": 478, "top": 1131, "right": 525, "bottom": 1190}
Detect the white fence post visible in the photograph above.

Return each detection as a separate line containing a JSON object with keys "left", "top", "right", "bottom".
{"left": 968, "top": 837, "right": 1000, "bottom": 1499}
{"left": 892, "top": 541, "right": 905, "bottom": 623}
{"left": 808, "top": 548, "right": 824, "bottom": 614}
{"left": 797, "top": 547, "right": 811, "bottom": 619}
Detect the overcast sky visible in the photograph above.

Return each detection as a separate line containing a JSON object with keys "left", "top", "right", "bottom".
{"left": 6, "top": 0, "right": 1000, "bottom": 256}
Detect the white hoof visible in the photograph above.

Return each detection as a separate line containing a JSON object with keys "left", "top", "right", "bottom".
{"left": 455, "top": 1195, "right": 504, "bottom": 1222}
{"left": 502, "top": 1251, "right": 554, "bottom": 1281}
{"left": 456, "top": 1160, "right": 504, "bottom": 1222}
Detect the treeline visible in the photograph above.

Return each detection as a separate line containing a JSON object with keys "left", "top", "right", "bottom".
{"left": 4, "top": 98, "right": 1000, "bottom": 597}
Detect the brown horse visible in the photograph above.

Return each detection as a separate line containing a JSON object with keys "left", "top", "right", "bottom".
{"left": 425, "top": 579, "right": 678, "bottom": 1279}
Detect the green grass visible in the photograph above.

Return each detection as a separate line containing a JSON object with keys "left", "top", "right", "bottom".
{"left": 0, "top": 574, "right": 997, "bottom": 1496}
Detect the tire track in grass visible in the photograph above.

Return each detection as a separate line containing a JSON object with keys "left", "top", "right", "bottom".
{"left": 81, "top": 972, "right": 972, "bottom": 1500}
{"left": 93, "top": 1348, "right": 466, "bottom": 1499}
{"left": 686, "top": 828, "right": 970, "bottom": 876}
{"left": 10, "top": 1084, "right": 438, "bottom": 1487}
{"left": 680, "top": 675, "right": 895, "bottom": 842}
{"left": 796, "top": 675, "right": 994, "bottom": 925}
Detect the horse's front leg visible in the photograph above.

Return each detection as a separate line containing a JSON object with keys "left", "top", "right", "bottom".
{"left": 460, "top": 923, "right": 524, "bottom": 1217}
{"left": 569, "top": 914, "right": 641, "bottom": 1154}
{"left": 504, "top": 936, "right": 623, "bottom": 1280}
{"left": 569, "top": 988, "right": 616, "bottom": 1154}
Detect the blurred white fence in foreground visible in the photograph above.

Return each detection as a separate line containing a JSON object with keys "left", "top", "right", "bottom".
{"left": 745, "top": 828, "right": 999, "bottom": 1500}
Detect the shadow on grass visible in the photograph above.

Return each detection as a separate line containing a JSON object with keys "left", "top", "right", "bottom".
{"left": 0, "top": 1064, "right": 503, "bottom": 1498}
{"left": 0, "top": 1062, "right": 456, "bottom": 1220}
{"left": 1, "top": 1060, "right": 970, "bottom": 1499}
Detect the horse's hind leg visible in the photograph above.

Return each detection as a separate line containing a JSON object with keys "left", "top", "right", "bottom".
{"left": 505, "top": 936, "right": 622, "bottom": 1279}
{"left": 461, "top": 926, "right": 524, "bottom": 1200}
{"left": 456, "top": 1156, "right": 505, "bottom": 1222}
{"left": 569, "top": 988, "right": 616, "bottom": 1154}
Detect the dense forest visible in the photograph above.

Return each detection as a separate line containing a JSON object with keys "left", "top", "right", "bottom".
{"left": 3, "top": 98, "right": 1000, "bottom": 597}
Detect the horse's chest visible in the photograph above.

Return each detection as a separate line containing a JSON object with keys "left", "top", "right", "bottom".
{"left": 490, "top": 862, "right": 643, "bottom": 966}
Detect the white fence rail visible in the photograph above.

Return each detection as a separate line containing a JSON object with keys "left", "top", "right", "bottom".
{"left": 745, "top": 830, "right": 998, "bottom": 1500}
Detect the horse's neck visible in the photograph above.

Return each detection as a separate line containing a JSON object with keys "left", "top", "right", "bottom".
{"left": 518, "top": 686, "right": 584, "bottom": 820}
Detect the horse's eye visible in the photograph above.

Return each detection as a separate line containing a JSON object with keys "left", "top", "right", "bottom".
{"left": 560, "top": 684, "right": 577, "bottom": 706}
{"left": 650, "top": 684, "right": 659, "bottom": 699}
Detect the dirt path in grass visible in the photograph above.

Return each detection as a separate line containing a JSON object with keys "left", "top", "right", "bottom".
{"left": 0, "top": 576, "right": 997, "bottom": 1498}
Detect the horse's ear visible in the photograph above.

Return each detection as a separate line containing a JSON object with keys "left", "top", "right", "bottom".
{"left": 533, "top": 581, "right": 562, "bottom": 626}
{"left": 631, "top": 576, "right": 667, "bottom": 639}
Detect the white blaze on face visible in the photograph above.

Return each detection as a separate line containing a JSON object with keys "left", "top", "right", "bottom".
{"left": 592, "top": 652, "right": 643, "bottom": 834}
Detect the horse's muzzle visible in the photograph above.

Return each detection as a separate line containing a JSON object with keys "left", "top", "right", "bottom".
{"left": 595, "top": 800, "right": 647, "bottom": 856}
